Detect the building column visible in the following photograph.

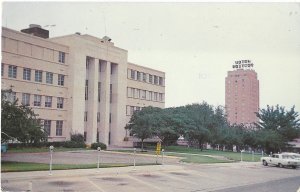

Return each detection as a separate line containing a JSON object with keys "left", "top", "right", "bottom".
{"left": 99, "top": 60, "right": 111, "bottom": 146}
{"left": 86, "top": 57, "right": 98, "bottom": 144}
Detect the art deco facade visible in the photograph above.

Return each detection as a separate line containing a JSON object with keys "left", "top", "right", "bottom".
{"left": 225, "top": 65, "right": 259, "bottom": 126}
{"left": 1, "top": 25, "right": 165, "bottom": 146}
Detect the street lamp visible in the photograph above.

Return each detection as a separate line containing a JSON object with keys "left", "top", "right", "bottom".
{"left": 49, "top": 145, "right": 54, "bottom": 175}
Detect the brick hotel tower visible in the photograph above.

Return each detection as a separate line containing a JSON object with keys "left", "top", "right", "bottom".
{"left": 225, "top": 60, "right": 259, "bottom": 126}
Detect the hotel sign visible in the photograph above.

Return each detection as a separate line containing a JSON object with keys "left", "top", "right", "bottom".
{"left": 232, "top": 60, "right": 254, "bottom": 69}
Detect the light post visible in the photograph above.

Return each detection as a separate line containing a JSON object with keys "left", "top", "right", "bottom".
{"left": 133, "top": 148, "right": 136, "bottom": 171}
{"left": 49, "top": 145, "right": 54, "bottom": 175}
{"left": 161, "top": 149, "right": 165, "bottom": 165}
{"left": 97, "top": 147, "right": 101, "bottom": 172}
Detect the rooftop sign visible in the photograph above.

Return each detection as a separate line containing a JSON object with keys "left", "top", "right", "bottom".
{"left": 232, "top": 60, "right": 254, "bottom": 69}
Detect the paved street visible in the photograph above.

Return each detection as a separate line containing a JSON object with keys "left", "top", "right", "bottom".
{"left": 2, "top": 155, "right": 300, "bottom": 192}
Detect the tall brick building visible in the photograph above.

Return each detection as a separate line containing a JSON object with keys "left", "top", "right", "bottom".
{"left": 225, "top": 60, "right": 259, "bottom": 126}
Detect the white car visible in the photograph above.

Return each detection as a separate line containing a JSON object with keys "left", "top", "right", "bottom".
{"left": 261, "top": 153, "right": 300, "bottom": 169}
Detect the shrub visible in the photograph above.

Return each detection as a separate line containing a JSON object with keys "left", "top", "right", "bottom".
{"left": 63, "top": 141, "right": 86, "bottom": 148}
{"left": 91, "top": 142, "right": 107, "bottom": 150}
{"left": 70, "top": 133, "right": 84, "bottom": 143}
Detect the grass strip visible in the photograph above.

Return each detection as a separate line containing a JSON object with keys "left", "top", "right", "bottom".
{"left": 1, "top": 161, "right": 155, "bottom": 172}
{"left": 6, "top": 147, "right": 91, "bottom": 153}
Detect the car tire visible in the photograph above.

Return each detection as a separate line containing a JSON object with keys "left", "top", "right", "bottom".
{"left": 263, "top": 160, "right": 268, "bottom": 166}
{"left": 278, "top": 163, "right": 283, "bottom": 168}
{"left": 292, "top": 166, "right": 297, "bottom": 169}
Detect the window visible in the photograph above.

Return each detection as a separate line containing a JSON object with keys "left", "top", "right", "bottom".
{"left": 86, "top": 57, "right": 90, "bottom": 69}
{"left": 154, "top": 75, "right": 158, "bottom": 85}
{"left": 22, "top": 93, "right": 30, "bottom": 106}
{"left": 1, "top": 63, "right": 4, "bottom": 76}
{"left": 109, "top": 113, "right": 112, "bottom": 123}
{"left": 135, "top": 89, "right": 140, "bottom": 99}
{"left": 154, "top": 92, "right": 158, "bottom": 101}
{"left": 149, "top": 75, "right": 153, "bottom": 84}
{"left": 137, "top": 71, "right": 141, "bottom": 81}
{"left": 35, "top": 70, "right": 43, "bottom": 82}
{"left": 56, "top": 121, "right": 63, "bottom": 136}
{"left": 149, "top": 91, "right": 153, "bottom": 101}
{"left": 45, "top": 96, "right": 52, "bottom": 107}
{"left": 130, "top": 106, "right": 134, "bottom": 115}
{"left": 84, "top": 132, "right": 87, "bottom": 142}
{"left": 44, "top": 120, "right": 51, "bottom": 136}
{"left": 141, "top": 90, "right": 146, "bottom": 99}
{"left": 110, "top": 84, "right": 112, "bottom": 103}
{"left": 34, "top": 95, "right": 42, "bottom": 106}
{"left": 8, "top": 65, "right": 17, "bottom": 78}
{"left": 84, "top": 111, "right": 87, "bottom": 122}
{"left": 130, "top": 69, "right": 135, "bottom": 79}
{"left": 159, "top": 93, "right": 164, "bottom": 102}
{"left": 143, "top": 73, "right": 147, "bottom": 82}
{"left": 85, "top": 80, "right": 88, "bottom": 100}
{"left": 58, "top": 74, "right": 65, "bottom": 86}
{"left": 59, "top": 51, "right": 65, "bottom": 63}
{"left": 57, "top": 97, "right": 64, "bottom": 109}
{"left": 98, "top": 82, "right": 101, "bottom": 102}
{"left": 23, "top": 68, "right": 31, "bottom": 80}
{"left": 159, "top": 77, "right": 163, "bottom": 86}
{"left": 46, "top": 72, "right": 53, "bottom": 84}
{"left": 97, "top": 112, "right": 100, "bottom": 122}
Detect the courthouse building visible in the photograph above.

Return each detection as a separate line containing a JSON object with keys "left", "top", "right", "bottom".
{"left": 225, "top": 60, "right": 259, "bottom": 126}
{"left": 1, "top": 25, "right": 165, "bottom": 146}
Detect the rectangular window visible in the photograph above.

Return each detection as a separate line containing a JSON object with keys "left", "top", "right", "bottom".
{"left": 22, "top": 93, "right": 30, "bottom": 106}
{"left": 58, "top": 74, "right": 65, "bottom": 86}
{"left": 97, "top": 112, "right": 100, "bottom": 122}
{"left": 149, "top": 75, "right": 153, "bottom": 84}
{"left": 56, "top": 120, "right": 63, "bottom": 136}
{"left": 159, "top": 93, "right": 163, "bottom": 102}
{"left": 154, "top": 75, "right": 158, "bottom": 85}
{"left": 1, "top": 63, "right": 4, "bottom": 76}
{"left": 33, "top": 95, "right": 42, "bottom": 106}
{"left": 109, "top": 113, "right": 112, "bottom": 123}
{"left": 8, "top": 65, "right": 17, "bottom": 78}
{"left": 130, "top": 69, "right": 135, "bottom": 79}
{"left": 86, "top": 57, "right": 90, "bottom": 70}
{"left": 149, "top": 91, "right": 153, "bottom": 101}
{"left": 110, "top": 84, "right": 112, "bottom": 103}
{"left": 35, "top": 70, "right": 43, "bottom": 82}
{"left": 44, "top": 120, "right": 51, "bottom": 136}
{"left": 84, "top": 111, "right": 87, "bottom": 122}
{"left": 143, "top": 73, "right": 147, "bottom": 82}
{"left": 85, "top": 80, "right": 88, "bottom": 100}
{"left": 46, "top": 72, "right": 53, "bottom": 84}
{"left": 154, "top": 92, "right": 158, "bottom": 101}
{"left": 45, "top": 96, "right": 52, "bottom": 107}
{"left": 98, "top": 82, "right": 101, "bottom": 102}
{"left": 135, "top": 89, "right": 140, "bottom": 99}
{"left": 137, "top": 71, "right": 141, "bottom": 81}
{"left": 159, "top": 77, "right": 164, "bottom": 86}
{"left": 57, "top": 97, "right": 64, "bottom": 109}
{"left": 59, "top": 51, "right": 65, "bottom": 63}
{"left": 141, "top": 90, "right": 146, "bottom": 99}
{"left": 23, "top": 68, "right": 31, "bottom": 80}
{"left": 130, "top": 106, "right": 134, "bottom": 115}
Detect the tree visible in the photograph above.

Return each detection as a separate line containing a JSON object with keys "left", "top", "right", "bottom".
{"left": 184, "top": 103, "right": 214, "bottom": 150}
{"left": 1, "top": 89, "right": 47, "bottom": 144}
{"left": 255, "top": 105, "right": 300, "bottom": 153}
{"left": 125, "top": 107, "right": 161, "bottom": 151}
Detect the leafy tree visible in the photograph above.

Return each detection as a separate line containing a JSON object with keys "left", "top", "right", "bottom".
{"left": 125, "top": 107, "right": 161, "bottom": 151}
{"left": 255, "top": 105, "right": 300, "bottom": 152}
{"left": 1, "top": 90, "right": 47, "bottom": 144}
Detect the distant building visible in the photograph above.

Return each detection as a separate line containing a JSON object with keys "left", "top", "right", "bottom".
{"left": 225, "top": 60, "right": 259, "bottom": 126}
{"left": 1, "top": 25, "right": 165, "bottom": 146}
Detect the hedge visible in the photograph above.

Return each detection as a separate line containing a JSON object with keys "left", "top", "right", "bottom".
{"left": 91, "top": 142, "right": 107, "bottom": 150}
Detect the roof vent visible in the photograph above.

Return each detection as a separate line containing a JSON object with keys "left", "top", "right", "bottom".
{"left": 102, "top": 36, "right": 112, "bottom": 42}
{"left": 29, "top": 24, "right": 41, "bottom": 28}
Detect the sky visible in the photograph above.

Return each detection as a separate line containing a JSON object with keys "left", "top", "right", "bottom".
{"left": 2, "top": 2, "right": 300, "bottom": 112}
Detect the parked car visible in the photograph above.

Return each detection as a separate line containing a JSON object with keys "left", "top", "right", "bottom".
{"left": 261, "top": 153, "right": 300, "bottom": 169}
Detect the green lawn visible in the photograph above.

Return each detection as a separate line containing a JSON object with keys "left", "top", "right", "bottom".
{"left": 7, "top": 147, "right": 91, "bottom": 153}
{"left": 1, "top": 161, "right": 155, "bottom": 172}
{"left": 164, "top": 146, "right": 262, "bottom": 162}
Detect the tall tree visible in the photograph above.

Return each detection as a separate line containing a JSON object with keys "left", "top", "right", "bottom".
{"left": 255, "top": 105, "right": 300, "bottom": 152}
{"left": 1, "top": 90, "right": 47, "bottom": 144}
